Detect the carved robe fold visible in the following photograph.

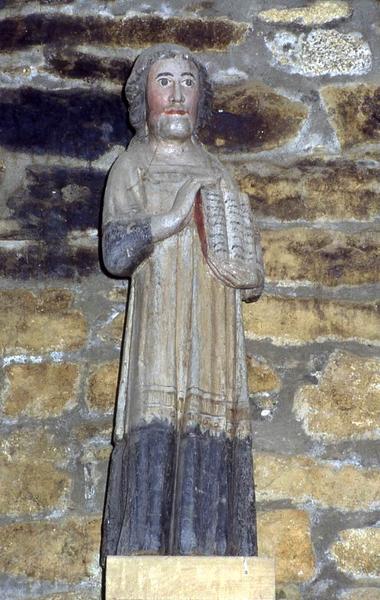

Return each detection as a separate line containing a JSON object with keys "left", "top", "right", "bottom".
{"left": 101, "top": 140, "right": 263, "bottom": 561}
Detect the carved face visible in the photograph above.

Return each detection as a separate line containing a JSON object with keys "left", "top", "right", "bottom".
{"left": 146, "top": 56, "right": 200, "bottom": 141}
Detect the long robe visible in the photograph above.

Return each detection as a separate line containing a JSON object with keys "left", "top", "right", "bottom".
{"left": 101, "top": 139, "right": 262, "bottom": 560}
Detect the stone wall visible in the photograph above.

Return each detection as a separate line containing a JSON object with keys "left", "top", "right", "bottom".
{"left": 0, "top": 1, "right": 379, "bottom": 599}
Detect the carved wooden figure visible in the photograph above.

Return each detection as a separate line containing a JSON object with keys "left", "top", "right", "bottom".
{"left": 101, "top": 44, "right": 264, "bottom": 563}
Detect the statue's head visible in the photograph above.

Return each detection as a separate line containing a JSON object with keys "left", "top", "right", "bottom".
{"left": 125, "top": 44, "right": 212, "bottom": 141}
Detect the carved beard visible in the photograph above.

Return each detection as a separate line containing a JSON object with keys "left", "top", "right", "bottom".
{"left": 156, "top": 114, "right": 193, "bottom": 140}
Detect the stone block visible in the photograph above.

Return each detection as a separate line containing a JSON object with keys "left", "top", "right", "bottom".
{"left": 258, "top": 509, "right": 316, "bottom": 583}
{"left": 341, "top": 590, "right": 380, "bottom": 600}
{"left": 0, "top": 517, "right": 101, "bottom": 582}
{"left": 247, "top": 355, "right": 281, "bottom": 394}
{"left": 258, "top": 1, "right": 352, "bottom": 26}
{"left": 201, "top": 82, "right": 307, "bottom": 153}
{"left": 294, "top": 350, "right": 380, "bottom": 441}
{"left": 36, "top": 593, "right": 99, "bottom": 600}
{"left": 244, "top": 296, "right": 379, "bottom": 346}
{"left": 275, "top": 585, "right": 301, "bottom": 600}
{"left": 261, "top": 228, "right": 380, "bottom": 286}
{"left": 86, "top": 362, "right": 119, "bottom": 414}
{"left": 321, "top": 84, "right": 380, "bottom": 149}
{"left": 0, "top": 87, "right": 132, "bottom": 160}
{"left": 330, "top": 528, "right": 380, "bottom": 580}
{"left": 236, "top": 159, "right": 380, "bottom": 221}
{"left": 255, "top": 453, "right": 380, "bottom": 511}
{"left": 46, "top": 47, "right": 133, "bottom": 84}
{"left": 0, "top": 289, "right": 87, "bottom": 355}
{"left": 98, "top": 313, "right": 125, "bottom": 345}
{"left": 0, "top": 428, "right": 71, "bottom": 516}
{"left": 0, "top": 14, "right": 249, "bottom": 52}
{"left": 106, "top": 556, "right": 275, "bottom": 600}
{"left": 265, "top": 29, "right": 371, "bottom": 77}
{"left": 2, "top": 362, "right": 79, "bottom": 418}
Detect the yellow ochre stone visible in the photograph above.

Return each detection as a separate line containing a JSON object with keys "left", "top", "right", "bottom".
{"left": 0, "top": 517, "right": 101, "bottom": 583}
{"left": 106, "top": 556, "right": 275, "bottom": 600}
{"left": 293, "top": 350, "right": 380, "bottom": 441}
{"left": 86, "top": 361, "right": 119, "bottom": 413}
{"left": 0, "top": 429, "right": 71, "bottom": 517}
{"left": 247, "top": 355, "right": 281, "bottom": 394}
{"left": 0, "top": 289, "right": 87, "bottom": 355}
{"left": 322, "top": 84, "right": 380, "bottom": 149}
{"left": 255, "top": 453, "right": 380, "bottom": 511}
{"left": 259, "top": 1, "right": 352, "bottom": 26}
{"left": 236, "top": 159, "right": 380, "bottom": 221}
{"left": 261, "top": 228, "right": 380, "bottom": 286}
{"left": 2, "top": 362, "right": 79, "bottom": 418}
{"left": 244, "top": 296, "right": 379, "bottom": 346}
{"left": 330, "top": 528, "right": 380, "bottom": 579}
{"left": 258, "top": 509, "right": 316, "bottom": 583}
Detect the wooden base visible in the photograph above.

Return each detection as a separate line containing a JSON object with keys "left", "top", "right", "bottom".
{"left": 106, "top": 556, "right": 275, "bottom": 600}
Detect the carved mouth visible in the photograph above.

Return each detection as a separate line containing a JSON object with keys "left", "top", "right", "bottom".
{"left": 164, "top": 109, "right": 189, "bottom": 115}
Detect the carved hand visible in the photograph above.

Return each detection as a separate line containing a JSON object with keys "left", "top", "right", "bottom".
{"left": 150, "top": 176, "right": 214, "bottom": 242}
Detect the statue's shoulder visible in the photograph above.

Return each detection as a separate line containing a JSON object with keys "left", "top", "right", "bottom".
{"left": 199, "top": 145, "right": 236, "bottom": 188}
{"left": 111, "top": 140, "right": 148, "bottom": 173}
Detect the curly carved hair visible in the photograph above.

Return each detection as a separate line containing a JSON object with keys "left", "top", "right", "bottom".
{"left": 125, "top": 44, "right": 213, "bottom": 139}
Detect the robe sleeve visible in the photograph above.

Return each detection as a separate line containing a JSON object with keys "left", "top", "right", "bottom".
{"left": 102, "top": 151, "right": 154, "bottom": 278}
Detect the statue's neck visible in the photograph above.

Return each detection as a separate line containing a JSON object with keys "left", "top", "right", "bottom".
{"left": 147, "top": 135, "right": 202, "bottom": 163}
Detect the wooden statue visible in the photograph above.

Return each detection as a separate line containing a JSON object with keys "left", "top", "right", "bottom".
{"left": 101, "top": 44, "right": 264, "bottom": 563}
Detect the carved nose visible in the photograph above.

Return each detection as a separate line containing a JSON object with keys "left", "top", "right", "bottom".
{"left": 170, "top": 82, "right": 185, "bottom": 103}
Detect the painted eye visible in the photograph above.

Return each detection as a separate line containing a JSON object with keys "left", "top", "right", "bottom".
{"left": 183, "top": 78, "right": 194, "bottom": 87}
{"left": 159, "top": 78, "right": 170, "bottom": 87}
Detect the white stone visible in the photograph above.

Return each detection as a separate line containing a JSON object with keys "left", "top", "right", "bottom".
{"left": 265, "top": 29, "right": 372, "bottom": 77}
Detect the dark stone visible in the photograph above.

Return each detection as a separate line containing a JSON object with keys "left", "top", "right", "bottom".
{"left": 46, "top": 48, "right": 133, "bottom": 84}
{"left": 199, "top": 82, "right": 307, "bottom": 152}
{"left": 7, "top": 166, "right": 105, "bottom": 239}
{"left": 0, "top": 14, "right": 248, "bottom": 52}
{"left": 1, "top": 166, "right": 104, "bottom": 279}
{"left": 101, "top": 421, "right": 257, "bottom": 562}
{"left": 0, "top": 87, "right": 132, "bottom": 159}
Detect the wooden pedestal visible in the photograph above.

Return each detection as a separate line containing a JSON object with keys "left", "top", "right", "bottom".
{"left": 106, "top": 556, "right": 275, "bottom": 600}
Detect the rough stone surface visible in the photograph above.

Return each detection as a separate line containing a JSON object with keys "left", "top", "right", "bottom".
{"left": 0, "top": 2, "right": 379, "bottom": 599}
{"left": 0, "top": 14, "right": 249, "bottom": 52}
{"left": 0, "top": 517, "right": 101, "bottom": 582}
{"left": 201, "top": 82, "right": 307, "bottom": 152}
{"left": 98, "top": 312, "right": 125, "bottom": 345}
{"left": 2, "top": 362, "right": 79, "bottom": 417}
{"left": 266, "top": 30, "right": 372, "bottom": 77}
{"left": 35, "top": 593, "right": 99, "bottom": 600}
{"left": 247, "top": 355, "right": 281, "bottom": 394}
{"left": 261, "top": 228, "right": 380, "bottom": 286}
{"left": 236, "top": 159, "right": 380, "bottom": 222}
{"left": 0, "top": 289, "right": 87, "bottom": 354}
{"left": 275, "top": 585, "right": 301, "bottom": 600}
{"left": 255, "top": 453, "right": 380, "bottom": 511}
{"left": 322, "top": 85, "right": 380, "bottom": 149}
{"left": 86, "top": 361, "right": 119, "bottom": 413}
{"left": 330, "top": 528, "right": 380, "bottom": 580}
{"left": 0, "top": 428, "right": 71, "bottom": 516}
{"left": 0, "top": 88, "right": 131, "bottom": 161}
{"left": 0, "top": 165, "right": 104, "bottom": 279}
{"left": 259, "top": 1, "right": 352, "bottom": 26}
{"left": 258, "top": 509, "right": 316, "bottom": 583}
{"left": 294, "top": 351, "right": 380, "bottom": 441}
{"left": 341, "top": 590, "right": 380, "bottom": 600}
{"left": 244, "top": 297, "right": 379, "bottom": 346}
